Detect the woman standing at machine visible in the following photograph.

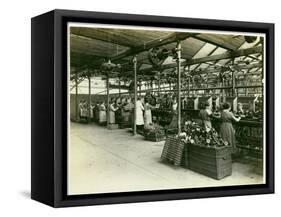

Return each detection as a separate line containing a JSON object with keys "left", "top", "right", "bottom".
{"left": 144, "top": 97, "right": 155, "bottom": 127}
{"left": 122, "top": 97, "right": 134, "bottom": 127}
{"left": 109, "top": 99, "right": 119, "bottom": 124}
{"left": 99, "top": 101, "right": 107, "bottom": 125}
{"left": 115, "top": 97, "right": 122, "bottom": 124}
{"left": 94, "top": 101, "right": 100, "bottom": 122}
{"left": 168, "top": 97, "right": 178, "bottom": 129}
{"left": 199, "top": 101, "right": 212, "bottom": 130}
{"left": 220, "top": 102, "right": 241, "bottom": 153}
{"left": 135, "top": 97, "right": 144, "bottom": 133}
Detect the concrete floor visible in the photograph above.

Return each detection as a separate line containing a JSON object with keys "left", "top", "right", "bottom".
{"left": 68, "top": 122, "right": 264, "bottom": 195}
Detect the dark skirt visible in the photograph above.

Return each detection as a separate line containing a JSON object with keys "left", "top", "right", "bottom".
{"left": 220, "top": 122, "right": 236, "bottom": 153}
{"left": 168, "top": 114, "right": 178, "bottom": 129}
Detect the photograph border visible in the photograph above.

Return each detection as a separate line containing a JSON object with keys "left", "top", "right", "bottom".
{"left": 32, "top": 9, "right": 274, "bottom": 207}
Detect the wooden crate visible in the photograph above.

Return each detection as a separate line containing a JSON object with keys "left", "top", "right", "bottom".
{"left": 161, "top": 136, "right": 185, "bottom": 166}
{"left": 188, "top": 144, "right": 232, "bottom": 180}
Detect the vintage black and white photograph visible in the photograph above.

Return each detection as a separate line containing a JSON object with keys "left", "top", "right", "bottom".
{"left": 67, "top": 22, "right": 265, "bottom": 195}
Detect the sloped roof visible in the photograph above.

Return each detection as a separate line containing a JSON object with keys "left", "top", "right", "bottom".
{"left": 70, "top": 26, "right": 263, "bottom": 82}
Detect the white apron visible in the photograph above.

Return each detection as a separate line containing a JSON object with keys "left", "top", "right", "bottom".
{"left": 99, "top": 104, "right": 107, "bottom": 123}
{"left": 136, "top": 100, "right": 144, "bottom": 125}
{"left": 144, "top": 103, "right": 153, "bottom": 126}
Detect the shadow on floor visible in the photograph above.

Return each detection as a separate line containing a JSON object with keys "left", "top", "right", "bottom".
{"left": 19, "top": 191, "right": 31, "bottom": 199}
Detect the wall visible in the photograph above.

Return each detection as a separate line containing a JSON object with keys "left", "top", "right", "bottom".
{"left": 0, "top": 0, "right": 279, "bottom": 216}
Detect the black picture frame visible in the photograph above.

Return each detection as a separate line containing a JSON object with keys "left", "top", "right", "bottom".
{"left": 31, "top": 9, "right": 274, "bottom": 207}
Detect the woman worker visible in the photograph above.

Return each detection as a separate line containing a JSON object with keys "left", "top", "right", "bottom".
{"left": 122, "top": 98, "right": 134, "bottom": 127}
{"left": 94, "top": 102, "right": 100, "bottom": 122}
{"left": 99, "top": 101, "right": 107, "bottom": 125}
{"left": 135, "top": 97, "right": 144, "bottom": 133}
{"left": 115, "top": 98, "right": 123, "bottom": 124}
{"left": 220, "top": 102, "right": 241, "bottom": 153}
{"left": 109, "top": 99, "right": 119, "bottom": 124}
{"left": 168, "top": 97, "right": 178, "bottom": 129}
{"left": 199, "top": 101, "right": 212, "bottom": 130}
{"left": 144, "top": 97, "right": 155, "bottom": 127}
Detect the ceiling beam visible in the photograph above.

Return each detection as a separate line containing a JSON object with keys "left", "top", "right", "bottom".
{"left": 194, "top": 39, "right": 251, "bottom": 73}
{"left": 138, "top": 46, "right": 263, "bottom": 74}
{"left": 192, "top": 34, "right": 242, "bottom": 51}
{"left": 72, "top": 32, "right": 196, "bottom": 73}
{"left": 188, "top": 42, "right": 207, "bottom": 59}
{"left": 190, "top": 62, "right": 262, "bottom": 75}
{"left": 111, "top": 32, "right": 196, "bottom": 62}
{"left": 118, "top": 61, "right": 262, "bottom": 79}
{"left": 186, "top": 45, "right": 262, "bottom": 65}
{"left": 104, "top": 45, "right": 263, "bottom": 79}
{"left": 192, "top": 46, "right": 219, "bottom": 71}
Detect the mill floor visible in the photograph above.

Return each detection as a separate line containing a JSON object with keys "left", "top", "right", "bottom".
{"left": 68, "top": 122, "right": 264, "bottom": 195}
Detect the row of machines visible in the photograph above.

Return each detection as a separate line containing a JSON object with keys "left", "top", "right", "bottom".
{"left": 152, "top": 95, "right": 263, "bottom": 159}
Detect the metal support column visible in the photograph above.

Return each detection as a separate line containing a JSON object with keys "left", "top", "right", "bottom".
{"left": 75, "top": 72, "right": 79, "bottom": 122}
{"left": 158, "top": 79, "right": 160, "bottom": 96}
{"left": 176, "top": 41, "right": 182, "bottom": 135}
{"left": 222, "top": 77, "right": 225, "bottom": 102}
{"left": 187, "top": 65, "right": 190, "bottom": 97}
{"left": 230, "top": 58, "right": 236, "bottom": 96}
{"left": 106, "top": 75, "right": 110, "bottom": 127}
{"left": 188, "top": 76, "right": 191, "bottom": 97}
{"left": 118, "top": 76, "right": 121, "bottom": 97}
{"left": 133, "top": 56, "right": 137, "bottom": 135}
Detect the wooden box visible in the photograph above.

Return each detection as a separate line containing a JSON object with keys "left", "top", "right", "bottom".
{"left": 188, "top": 144, "right": 232, "bottom": 180}
{"left": 161, "top": 136, "right": 186, "bottom": 166}
{"left": 181, "top": 144, "right": 189, "bottom": 168}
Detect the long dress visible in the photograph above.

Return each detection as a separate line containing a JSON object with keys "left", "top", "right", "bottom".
{"left": 199, "top": 109, "right": 212, "bottom": 130}
{"left": 220, "top": 110, "right": 237, "bottom": 152}
{"left": 94, "top": 104, "right": 100, "bottom": 122}
{"left": 109, "top": 104, "right": 118, "bottom": 124}
{"left": 144, "top": 103, "right": 153, "bottom": 126}
{"left": 136, "top": 100, "right": 144, "bottom": 125}
{"left": 90, "top": 105, "right": 95, "bottom": 120}
{"left": 79, "top": 102, "right": 83, "bottom": 118}
{"left": 99, "top": 104, "right": 107, "bottom": 124}
{"left": 81, "top": 103, "right": 88, "bottom": 118}
{"left": 168, "top": 103, "right": 178, "bottom": 129}
{"left": 123, "top": 102, "right": 134, "bottom": 122}
{"left": 115, "top": 104, "right": 122, "bottom": 124}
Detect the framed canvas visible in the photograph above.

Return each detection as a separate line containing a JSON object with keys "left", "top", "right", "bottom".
{"left": 31, "top": 9, "right": 274, "bottom": 207}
